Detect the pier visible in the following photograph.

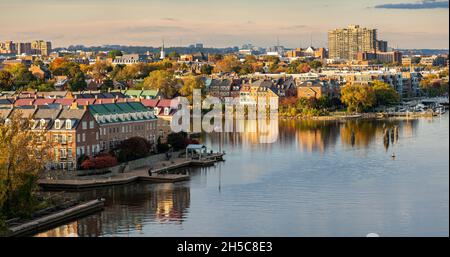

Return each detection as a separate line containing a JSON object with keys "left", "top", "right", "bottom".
{"left": 7, "top": 199, "right": 105, "bottom": 237}
{"left": 38, "top": 153, "right": 225, "bottom": 191}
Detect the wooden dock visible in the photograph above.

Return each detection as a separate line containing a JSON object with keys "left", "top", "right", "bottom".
{"left": 7, "top": 199, "right": 105, "bottom": 237}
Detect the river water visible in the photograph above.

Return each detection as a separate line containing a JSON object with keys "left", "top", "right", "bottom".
{"left": 36, "top": 115, "right": 449, "bottom": 237}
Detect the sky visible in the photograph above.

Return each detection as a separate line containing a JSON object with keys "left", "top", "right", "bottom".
{"left": 0, "top": 0, "right": 448, "bottom": 49}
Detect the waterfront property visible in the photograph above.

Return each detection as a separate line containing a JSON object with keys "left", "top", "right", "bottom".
{"left": 88, "top": 102, "right": 158, "bottom": 152}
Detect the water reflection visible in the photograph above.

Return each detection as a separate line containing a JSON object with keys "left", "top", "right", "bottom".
{"left": 205, "top": 118, "right": 419, "bottom": 154}
{"left": 36, "top": 183, "right": 190, "bottom": 237}
{"left": 36, "top": 116, "right": 447, "bottom": 237}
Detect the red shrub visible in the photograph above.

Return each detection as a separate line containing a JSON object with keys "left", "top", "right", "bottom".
{"left": 81, "top": 154, "right": 118, "bottom": 170}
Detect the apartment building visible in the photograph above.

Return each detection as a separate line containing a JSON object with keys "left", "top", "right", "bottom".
{"left": 328, "top": 25, "right": 380, "bottom": 61}
{"left": 88, "top": 102, "right": 158, "bottom": 152}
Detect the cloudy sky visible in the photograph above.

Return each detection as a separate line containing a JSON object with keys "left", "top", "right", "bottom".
{"left": 0, "top": 0, "right": 448, "bottom": 48}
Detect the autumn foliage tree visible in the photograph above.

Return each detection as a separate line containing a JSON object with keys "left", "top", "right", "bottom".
{"left": 141, "top": 70, "right": 178, "bottom": 98}
{"left": 0, "top": 111, "right": 51, "bottom": 226}
{"left": 340, "top": 83, "right": 376, "bottom": 113}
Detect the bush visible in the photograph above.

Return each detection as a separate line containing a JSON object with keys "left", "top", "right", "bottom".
{"left": 81, "top": 154, "right": 118, "bottom": 170}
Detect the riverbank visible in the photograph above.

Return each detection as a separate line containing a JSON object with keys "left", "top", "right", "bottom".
{"left": 279, "top": 111, "right": 442, "bottom": 121}
{"left": 38, "top": 153, "right": 224, "bottom": 191}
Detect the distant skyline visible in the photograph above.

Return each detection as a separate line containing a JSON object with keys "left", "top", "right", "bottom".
{"left": 0, "top": 0, "right": 448, "bottom": 49}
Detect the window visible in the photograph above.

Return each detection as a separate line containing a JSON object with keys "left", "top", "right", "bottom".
{"left": 65, "top": 119, "right": 72, "bottom": 129}
{"left": 82, "top": 133, "right": 86, "bottom": 142}
{"left": 68, "top": 148, "right": 72, "bottom": 158}
{"left": 96, "top": 132, "right": 99, "bottom": 140}
{"left": 68, "top": 135, "right": 73, "bottom": 143}
{"left": 89, "top": 121, "right": 94, "bottom": 129}
{"left": 77, "top": 134, "right": 80, "bottom": 143}
{"left": 164, "top": 107, "right": 170, "bottom": 116}
{"left": 55, "top": 119, "right": 61, "bottom": 129}
{"left": 82, "top": 121, "right": 87, "bottom": 130}
{"left": 53, "top": 134, "right": 59, "bottom": 142}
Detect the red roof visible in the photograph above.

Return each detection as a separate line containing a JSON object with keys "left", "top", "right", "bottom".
{"left": 34, "top": 98, "right": 55, "bottom": 106}
{"left": 55, "top": 98, "right": 74, "bottom": 106}
{"left": 94, "top": 98, "right": 115, "bottom": 104}
{"left": 14, "top": 98, "right": 34, "bottom": 106}
{"left": 156, "top": 99, "right": 174, "bottom": 108}
{"left": 115, "top": 98, "right": 136, "bottom": 103}
{"left": 141, "top": 99, "right": 159, "bottom": 108}
{"left": 76, "top": 98, "right": 96, "bottom": 106}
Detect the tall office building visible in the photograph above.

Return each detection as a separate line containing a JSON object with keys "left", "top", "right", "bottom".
{"left": 328, "top": 25, "right": 378, "bottom": 60}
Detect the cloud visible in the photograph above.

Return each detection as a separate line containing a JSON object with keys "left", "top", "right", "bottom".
{"left": 374, "top": 0, "right": 449, "bottom": 9}
{"left": 161, "top": 17, "right": 179, "bottom": 22}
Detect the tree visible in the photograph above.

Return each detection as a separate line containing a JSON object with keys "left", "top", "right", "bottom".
{"left": 90, "top": 61, "right": 112, "bottom": 80}
{"left": 0, "top": 111, "right": 51, "bottom": 224}
{"left": 420, "top": 74, "right": 449, "bottom": 97}
{"left": 107, "top": 50, "right": 123, "bottom": 59}
{"left": 5, "top": 64, "right": 35, "bottom": 88}
{"left": 372, "top": 81, "right": 400, "bottom": 107}
{"left": 214, "top": 55, "right": 241, "bottom": 74}
{"left": 117, "top": 137, "right": 152, "bottom": 162}
{"left": 168, "top": 51, "right": 180, "bottom": 60}
{"left": 200, "top": 64, "right": 213, "bottom": 75}
{"left": 167, "top": 132, "right": 188, "bottom": 150}
{"left": 309, "top": 60, "right": 322, "bottom": 70}
{"left": 141, "top": 70, "right": 177, "bottom": 98}
{"left": 68, "top": 72, "right": 87, "bottom": 91}
{"left": 340, "top": 83, "right": 376, "bottom": 113}
{"left": 180, "top": 75, "right": 205, "bottom": 103}
{"left": 0, "top": 70, "right": 13, "bottom": 90}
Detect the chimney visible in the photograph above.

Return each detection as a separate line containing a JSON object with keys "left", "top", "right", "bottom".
{"left": 71, "top": 101, "right": 78, "bottom": 110}
{"left": 99, "top": 99, "right": 102, "bottom": 104}
{"left": 83, "top": 105, "right": 88, "bottom": 111}
{"left": 108, "top": 87, "right": 111, "bottom": 93}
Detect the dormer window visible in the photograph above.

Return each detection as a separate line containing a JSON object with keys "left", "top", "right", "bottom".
{"left": 164, "top": 107, "right": 170, "bottom": 116}
{"left": 40, "top": 119, "right": 46, "bottom": 129}
{"left": 54, "top": 119, "right": 61, "bottom": 129}
{"left": 154, "top": 107, "right": 159, "bottom": 116}
{"left": 65, "top": 119, "right": 72, "bottom": 129}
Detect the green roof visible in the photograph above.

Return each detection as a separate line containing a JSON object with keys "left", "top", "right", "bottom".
{"left": 89, "top": 102, "right": 156, "bottom": 124}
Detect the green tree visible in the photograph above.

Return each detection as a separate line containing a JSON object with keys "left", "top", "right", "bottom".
{"left": 5, "top": 64, "right": 35, "bottom": 88}
{"left": 372, "top": 81, "right": 400, "bottom": 107}
{"left": 340, "top": 83, "right": 376, "bottom": 113}
{"left": 107, "top": 50, "right": 123, "bottom": 59}
{"left": 0, "top": 70, "right": 14, "bottom": 90}
{"left": 200, "top": 64, "right": 213, "bottom": 75}
{"left": 68, "top": 72, "right": 87, "bottom": 91}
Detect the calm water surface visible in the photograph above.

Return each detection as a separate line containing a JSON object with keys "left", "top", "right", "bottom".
{"left": 36, "top": 115, "right": 449, "bottom": 237}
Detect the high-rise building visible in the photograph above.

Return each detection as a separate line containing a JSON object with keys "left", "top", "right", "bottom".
{"left": 328, "top": 25, "right": 378, "bottom": 60}
{"left": 376, "top": 40, "right": 388, "bottom": 52}
{"left": 31, "top": 40, "right": 52, "bottom": 56}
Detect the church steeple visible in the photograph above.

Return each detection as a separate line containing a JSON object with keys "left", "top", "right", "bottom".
{"left": 160, "top": 39, "right": 165, "bottom": 60}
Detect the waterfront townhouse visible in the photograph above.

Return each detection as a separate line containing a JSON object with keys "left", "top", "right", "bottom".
{"left": 52, "top": 106, "right": 100, "bottom": 170}
{"left": 29, "top": 105, "right": 100, "bottom": 170}
{"left": 88, "top": 102, "right": 158, "bottom": 152}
